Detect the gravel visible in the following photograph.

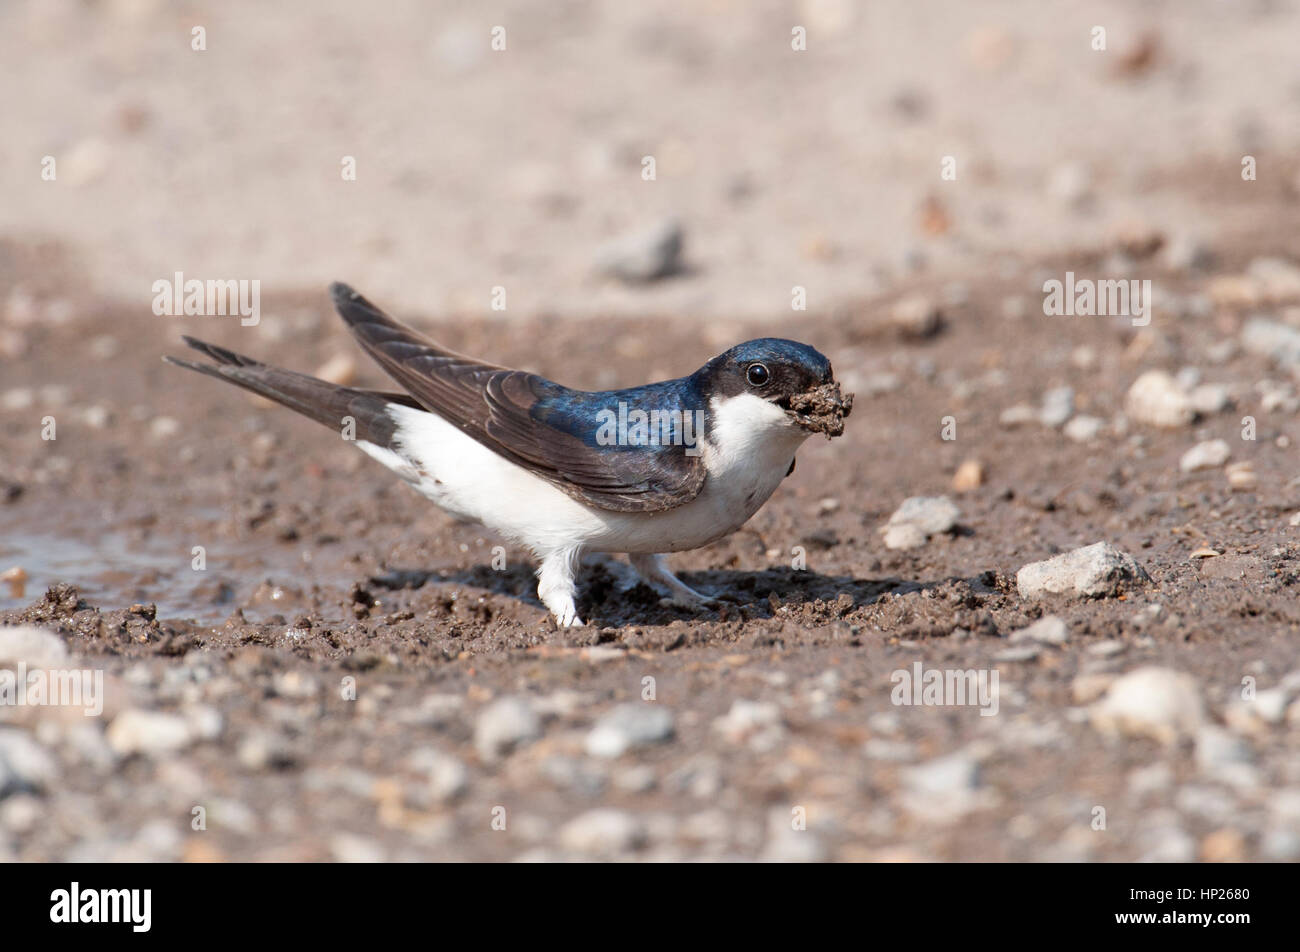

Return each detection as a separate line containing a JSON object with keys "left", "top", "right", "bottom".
{"left": 0, "top": 625, "right": 68, "bottom": 668}
{"left": 1062, "top": 414, "right": 1104, "bottom": 443}
{"left": 712, "top": 700, "right": 785, "bottom": 751}
{"left": 1039, "top": 387, "right": 1075, "bottom": 428}
{"left": 900, "top": 752, "right": 985, "bottom": 822}
{"left": 594, "top": 219, "right": 684, "bottom": 283}
{"left": 0, "top": 729, "right": 58, "bottom": 797}
{"left": 473, "top": 697, "right": 541, "bottom": 763}
{"left": 1089, "top": 667, "right": 1205, "bottom": 744}
{"left": 1125, "top": 370, "right": 1196, "bottom": 427}
{"left": 881, "top": 496, "right": 961, "bottom": 550}
{"left": 1241, "top": 317, "right": 1300, "bottom": 368}
{"left": 585, "top": 704, "right": 675, "bottom": 758}
{"left": 1179, "top": 439, "right": 1231, "bottom": 472}
{"left": 1009, "top": 615, "right": 1069, "bottom": 645}
{"left": 558, "top": 809, "right": 647, "bottom": 856}
{"left": 105, "top": 710, "right": 195, "bottom": 757}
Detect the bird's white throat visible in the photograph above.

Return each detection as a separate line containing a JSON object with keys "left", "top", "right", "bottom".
{"left": 701, "top": 392, "right": 809, "bottom": 479}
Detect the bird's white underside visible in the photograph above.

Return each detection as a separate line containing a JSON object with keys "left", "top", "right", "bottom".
{"left": 355, "top": 392, "right": 810, "bottom": 626}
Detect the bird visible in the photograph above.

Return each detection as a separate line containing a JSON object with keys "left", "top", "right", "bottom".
{"left": 165, "top": 283, "right": 853, "bottom": 627}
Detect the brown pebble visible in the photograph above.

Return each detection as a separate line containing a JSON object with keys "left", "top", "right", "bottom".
{"left": 1, "top": 565, "right": 26, "bottom": 599}
{"left": 952, "top": 459, "right": 985, "bottom": 493}
{"left": 1200, "top": 828, "right": 1245, "bottom": 863}
{"left": 1225, "top": 462, "right": 1257, "bottom": 491}
{"left": 889, "top": 294, "right": 943, "bottom": 339}
{"left": 1113, "top": 32, "right": 1160, "bottom": 79}
{"left": 918, "top": 194, "right": 950, "bottom": 236}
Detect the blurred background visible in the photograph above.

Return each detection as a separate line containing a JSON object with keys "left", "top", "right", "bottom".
{"left": 4, "top": 0, "right": 1299, "bottom": 323}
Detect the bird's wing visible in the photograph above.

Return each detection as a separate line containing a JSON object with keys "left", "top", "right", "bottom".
{"left": 329, "top": 283, "right": 707, "bottom": 513}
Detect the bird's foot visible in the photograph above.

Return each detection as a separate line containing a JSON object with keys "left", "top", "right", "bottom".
{"left": 552, "top": 603, "right": 585, "bottom": 628}
{"left": 538, "top": 548, "right": 585, "bottom": 628}
{"left": 658, "top": 592, "right": 718, "bottom": 612}
{"left": 630, "top": 553, "right": 720, "bottom": 613}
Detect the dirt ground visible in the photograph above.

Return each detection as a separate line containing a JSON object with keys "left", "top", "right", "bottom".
{"left": 4, "top": 218, "right": 1300, "bottom": 861}
{"left": 2, "top": 2, "right": 1300, "bottom": 862}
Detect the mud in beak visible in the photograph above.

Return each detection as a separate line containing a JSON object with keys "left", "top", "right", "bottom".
{"left": 782, "top": 381, "right": 854, "bottom": 438}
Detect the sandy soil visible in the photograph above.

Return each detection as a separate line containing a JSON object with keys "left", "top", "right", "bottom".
{"left": 2, "top": 2, "right": 1300, "bottom": 862}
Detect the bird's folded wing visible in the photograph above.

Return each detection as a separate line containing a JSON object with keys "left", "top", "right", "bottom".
{"left": 330, "top": 283, "right": 706, "bottom": 513}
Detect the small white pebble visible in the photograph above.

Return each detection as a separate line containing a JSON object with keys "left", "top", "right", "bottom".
{"left": 150, "top": 416, "right": 181, "bottom": 440}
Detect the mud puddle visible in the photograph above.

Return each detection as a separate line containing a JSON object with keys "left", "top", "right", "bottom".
{"left": 0, "top": 528, "right": 360, "bottom": 625}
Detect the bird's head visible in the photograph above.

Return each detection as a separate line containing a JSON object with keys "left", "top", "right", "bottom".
{"left": 696, "top": 338, "right": 854, "bottom": 439}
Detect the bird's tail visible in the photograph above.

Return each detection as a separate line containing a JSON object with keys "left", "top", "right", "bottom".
{"left": 164, "top": 336, "right": 423, "bottom": 448}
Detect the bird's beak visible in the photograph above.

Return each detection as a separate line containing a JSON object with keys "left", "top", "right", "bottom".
{"left": 783, "top": 380, "right": 854, "bottom": 439}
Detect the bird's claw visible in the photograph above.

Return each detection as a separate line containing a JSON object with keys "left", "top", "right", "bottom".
{"left": 658, "top": 592, "right": 719, "bottom": 612}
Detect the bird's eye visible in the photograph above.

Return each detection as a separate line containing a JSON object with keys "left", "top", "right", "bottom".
{"left": 746, "top": 363, "right": 770, "bottom": 387}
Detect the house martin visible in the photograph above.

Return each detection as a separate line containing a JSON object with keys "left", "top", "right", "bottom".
{"left": 166, "top": 283, "right": 853, "bottom": 626}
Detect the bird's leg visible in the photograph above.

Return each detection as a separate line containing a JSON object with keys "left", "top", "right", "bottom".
{"left": 537, "top": 547, "right": 584, "bottom": 627}
{"left": 628, "top": 553, "right": 717, "bottom": 610}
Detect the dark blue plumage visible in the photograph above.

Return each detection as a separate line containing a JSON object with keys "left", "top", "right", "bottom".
{"left": 531, "top": 339, "right": 833, "bottom": 454}
{"left": 172, "top": 284, "right": 842, "bottom": 514}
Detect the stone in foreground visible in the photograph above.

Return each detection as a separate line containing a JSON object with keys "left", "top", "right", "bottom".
{"left": 1090, "top": 667, "right": 1204, "bottom": 745}
{"left": 1016, "top": 542, "right": 1150, "bottom": 599}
